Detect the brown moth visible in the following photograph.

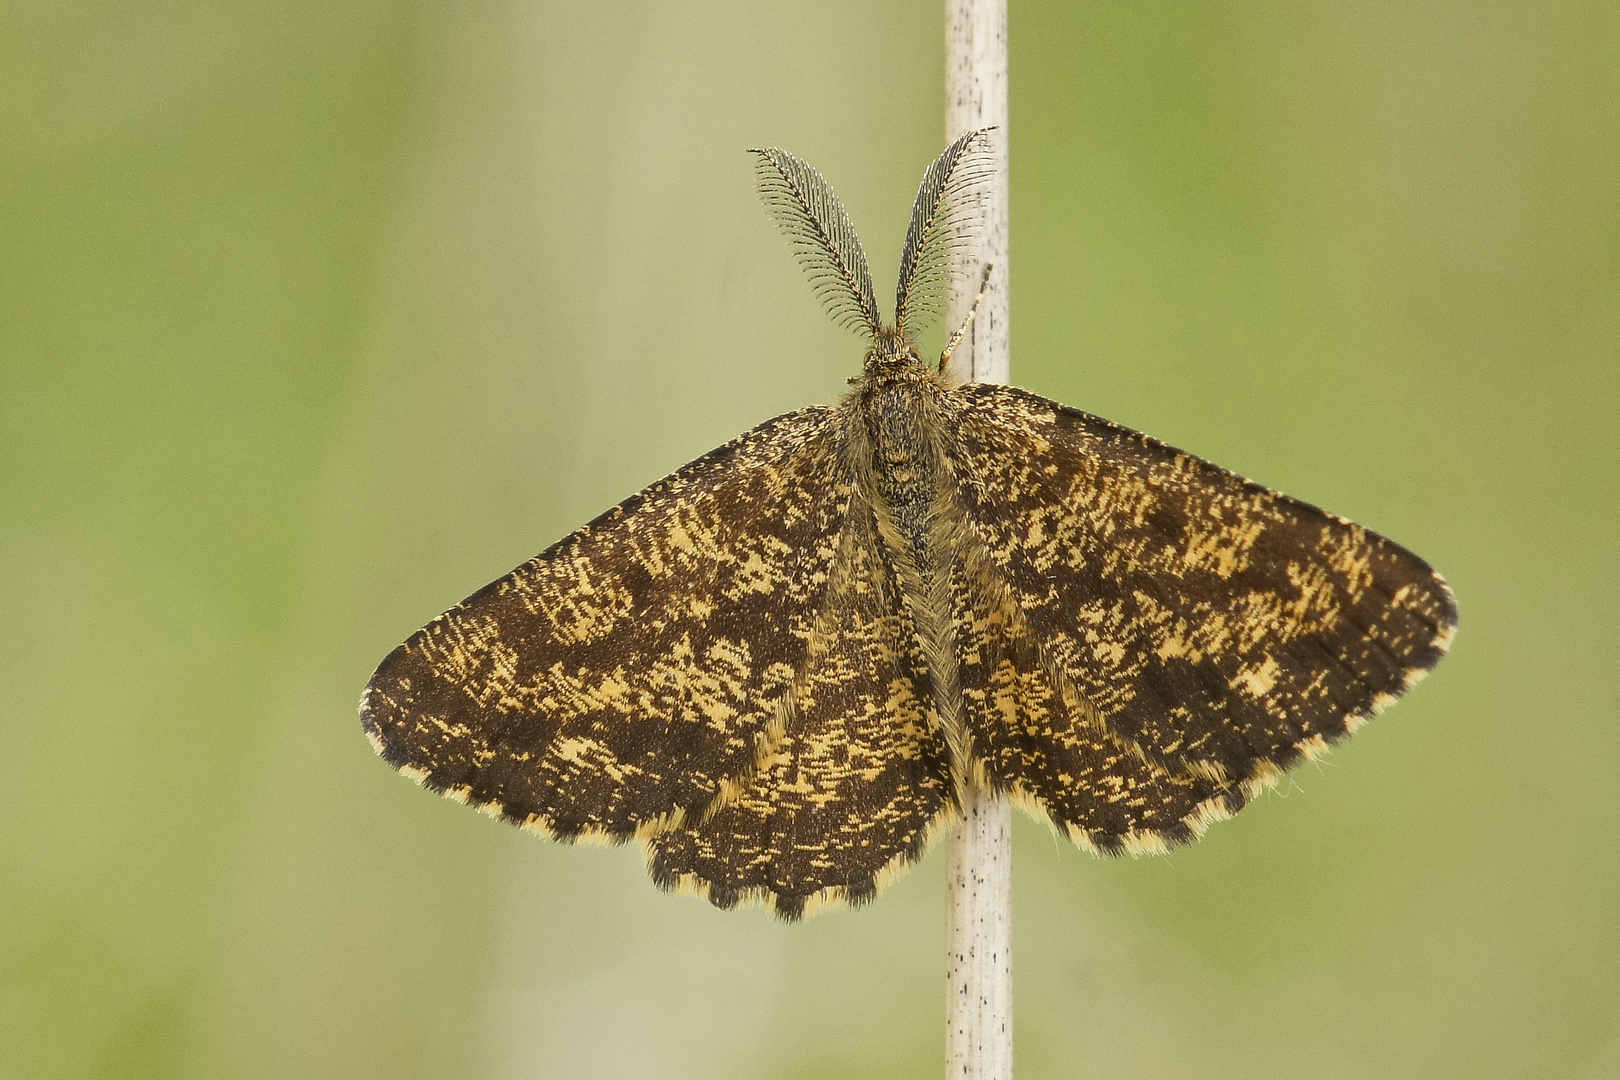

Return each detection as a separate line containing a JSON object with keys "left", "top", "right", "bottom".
{"left": 361, "top": 130, "right": 1457, "bottom": 920}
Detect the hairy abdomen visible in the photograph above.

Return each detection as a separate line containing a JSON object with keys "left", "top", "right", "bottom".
{"left": 855, "top": 379, "right": 972, "bottom": 795}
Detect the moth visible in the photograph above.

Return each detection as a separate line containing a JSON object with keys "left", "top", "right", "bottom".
{"left": 362, "top": 130, "right": 1457, "bottom": 920}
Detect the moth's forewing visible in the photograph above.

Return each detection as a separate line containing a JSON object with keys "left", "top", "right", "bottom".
{"left": 361, "top": 406, "right": 855, "bottom": 843}
{"left": 942, "top": 383, "right": 1457, "bottom": 797}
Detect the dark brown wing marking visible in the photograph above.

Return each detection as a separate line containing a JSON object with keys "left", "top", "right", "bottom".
{"left": 943, "top": 383, "right": 1457, "bottom": 790}
{"left": 647, "top": 513, "right": 955, "bottom": 919}
{"left": 360, "top": 406, "right": 854, "bottom": 842}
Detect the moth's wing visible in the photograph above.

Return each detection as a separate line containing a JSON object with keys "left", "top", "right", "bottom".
{"left": 943, "top": 383, "right": 1457, "bottom": 790}
{"left": 646, "top": 512, "right": 955, "bottom": 919}
{"left": 954, "top": 548, "right": 1246, "bottom": 853}
{"left": 361, "top": 406, "right": 854, "bottom": 842}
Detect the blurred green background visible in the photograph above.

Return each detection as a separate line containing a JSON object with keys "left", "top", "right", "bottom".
{"left": 3, "top": 1, "right": 1616, "bottom": 1077}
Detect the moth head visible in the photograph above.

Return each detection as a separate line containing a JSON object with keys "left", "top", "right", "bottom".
{"left": 866, "top": 327, "right": 924, "bottom": 375}
{"left": 750, "top": 130, "right": 995, "bottom": 370}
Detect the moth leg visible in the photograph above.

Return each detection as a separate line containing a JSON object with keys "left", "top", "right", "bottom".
{"left": 938, "top": 261, "right": 995, "bottom": 374}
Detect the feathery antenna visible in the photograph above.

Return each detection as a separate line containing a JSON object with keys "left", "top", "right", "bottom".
{"left": 750, "top": 148, "right": 883, "bottom": 339}
{"left": 894, "top": 128, "right": 995, "bottom": 336}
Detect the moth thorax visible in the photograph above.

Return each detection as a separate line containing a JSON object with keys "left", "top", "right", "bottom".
{"left": 860, "top": 379, "right": 945, "bottom": 563}
{"left": 863, "top": 380, "right": 939, "bottom": 477}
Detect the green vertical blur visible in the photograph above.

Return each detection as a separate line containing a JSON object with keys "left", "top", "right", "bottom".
{"left": 1, "top": 2, "right": 1614, "bottom": 1078}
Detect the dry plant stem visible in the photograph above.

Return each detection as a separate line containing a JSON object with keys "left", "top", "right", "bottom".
{"left": 945, "top": 0, "right": 1012, "bottom": 1077}
{"left": 947, "top": 783, "right": 1013, "bottom": 1079}
{"left": 945, "top": 0, "right": 1009, "bottom": 387}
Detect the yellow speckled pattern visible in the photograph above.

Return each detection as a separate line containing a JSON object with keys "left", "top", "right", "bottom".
{"left": 945, "top": 383, "right": 1457, "bottom": 794}
{"left": 952, "top": 548, "right": 1245, "bottom": 856}
{"left": 362, "top": 369, "right": 1456, "bottom": 919}
{"left": 361, "top": 138, "right": 1457, "bottom": 920}
{"left": 363, "top": 406, "right": 858, "bottom": 843}
{"left": 646, "top": 518, "right": 953, "bottom": 919}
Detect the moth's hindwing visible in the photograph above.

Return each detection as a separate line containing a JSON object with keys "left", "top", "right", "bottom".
{"left": 952, "top": 551, "right": 1247, "bottom": 855}
{"left": 647, "top": 496, "right": 956, "bottom": 919}
{"left": 943, "top": 383, "right": 1458, "bottom": 792}
{"left": 360, "top": 405, "right": 853, "bottom": 843}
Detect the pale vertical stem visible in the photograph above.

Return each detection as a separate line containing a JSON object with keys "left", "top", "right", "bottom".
{"left": 946, "top": 783, "right": 1013, "bottom": 1079}
{"left": 945, "top": 0, "right": 1009, "bottom": 386}
{"left": 944, "top": 0, "right": 1012, "bottom": 1079}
